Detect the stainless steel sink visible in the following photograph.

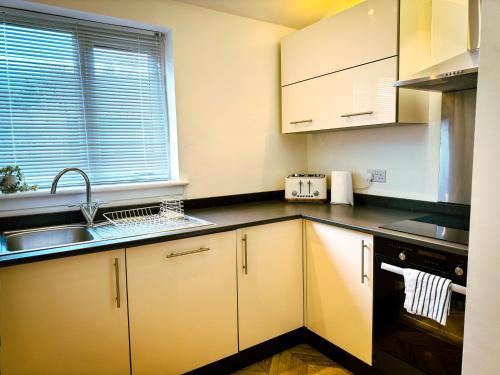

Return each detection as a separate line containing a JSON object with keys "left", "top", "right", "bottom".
{"left": 3, "top": 225, "right": 97, "bottom": 253}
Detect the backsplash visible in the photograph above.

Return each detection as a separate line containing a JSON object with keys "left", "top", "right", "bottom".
{"left": 306, "top": 121, "right": 440, "bottom": 201}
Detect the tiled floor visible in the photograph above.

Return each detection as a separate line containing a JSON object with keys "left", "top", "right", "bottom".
{"left": 232, "top": 343, "right": 353, "bottom": 375}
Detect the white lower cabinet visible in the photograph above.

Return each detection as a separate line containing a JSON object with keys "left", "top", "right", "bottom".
{"left": 0, "top": 250, "right": 130, "bottom": 375}
{"left": 305, "top": 221, "right": 373, "bottom": 365}
{"left": 0, "top": 218, "right": 375, "bottom": 374}
{"left": 126, "top": 231, "right": 238, "bottom": 374}
{"left": 237, "top": 220, "right": 304, "bottom": 350}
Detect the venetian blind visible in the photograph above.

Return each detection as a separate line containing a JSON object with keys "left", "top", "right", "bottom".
{"left": 0, "top": 8, "right": 170, "bottom": 189}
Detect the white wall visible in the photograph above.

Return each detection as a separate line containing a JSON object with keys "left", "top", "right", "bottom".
{"left": 28, "top": 0, "right": 307, "bottom": 200}
{"left": 306, "top": 121, "right": 440, "bottom": 201}
{"left": 306, "top": 0, "right": 468, "bottom": 201}
{"left": 462, "top": 1, "right": 500, "bottom": 373}
{"left": 1, "top": 0, "right": 474, "bottom": 208}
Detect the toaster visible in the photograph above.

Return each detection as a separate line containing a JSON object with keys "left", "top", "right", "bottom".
{"left": 285, "top": 174, "right": 327, "bottom": 202}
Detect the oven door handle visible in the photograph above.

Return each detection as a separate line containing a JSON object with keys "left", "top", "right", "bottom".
{"left": 380, "top": 262, "right": 467, "bottom": 295}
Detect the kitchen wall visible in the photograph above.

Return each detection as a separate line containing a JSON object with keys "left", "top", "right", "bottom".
{"left": 4, "top": 0, "right": 471, "bottom": 205}
{"left": 306, "top": 0, "right": 469, "bottom": 202}
{"left": 462, "top": 0, "right": 500, "bottom": 373}
{"left": 306, "top": 121, "right": 441, "bottom": 201}
{"left": 29, "top": 0, "right": 307, "bottom": 200}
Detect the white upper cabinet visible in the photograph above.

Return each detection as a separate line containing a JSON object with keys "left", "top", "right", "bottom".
{"left": 281, "top": 0, "right": 431, "bottom": 133}
{"left": 281, "top": 0, "right": 398, "bottom": 86}
{"left": 283, "top": 57, "right": 397, "bottom": 133}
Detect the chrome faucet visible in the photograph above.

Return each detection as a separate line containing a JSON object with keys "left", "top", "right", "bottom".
{"left": 51, "top": 168, "right": 99, "bottom": 226}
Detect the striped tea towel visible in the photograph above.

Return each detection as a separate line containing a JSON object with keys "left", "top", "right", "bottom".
{"left": 403, "top": 268, "right": 452, "bottom": 325}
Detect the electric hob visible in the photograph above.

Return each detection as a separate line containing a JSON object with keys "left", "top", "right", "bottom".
{"left": 381, "top": 214, "right": 470, "bottom": 245}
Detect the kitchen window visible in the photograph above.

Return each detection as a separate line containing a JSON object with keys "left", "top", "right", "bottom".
{"left": 0, "top": 7, "right": 171, "bottom": 190}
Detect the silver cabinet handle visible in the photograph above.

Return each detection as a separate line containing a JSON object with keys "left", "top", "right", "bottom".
{"left": 166, "top": 247, "right": 210, "bottom": 258}
{"left": 341, "top": 111, "right": 374, "bottom": 118}
{"left": 361, "top": 240, "right": 369, "bottom": 284}
{"left": 242, "top": 234, "right": 248, "bottom": 274}
{"left": 114, "top": 258, "right": 121, "bottom": 309}
{"left": 290, "top": 119, "right": 313, "bottom": 124}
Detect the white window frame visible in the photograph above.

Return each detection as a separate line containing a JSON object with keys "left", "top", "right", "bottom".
{"left": 0, "top": 0, "right": 186, "bottom": 217}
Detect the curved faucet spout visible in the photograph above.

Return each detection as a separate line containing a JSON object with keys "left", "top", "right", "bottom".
{"left": 51, "top": 168, "right": 92, "bottom": 205}
{"left": 51, "top": 168, "right": 98, "bottom": 226}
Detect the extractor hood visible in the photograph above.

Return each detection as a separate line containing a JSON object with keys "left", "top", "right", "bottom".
{"left": 395, "top": 0, "right": 481, "bottom": 93}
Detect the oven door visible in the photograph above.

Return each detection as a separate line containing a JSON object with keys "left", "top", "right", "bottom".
{"left": 373, "top": 256, "right": 465, "bottom": 375}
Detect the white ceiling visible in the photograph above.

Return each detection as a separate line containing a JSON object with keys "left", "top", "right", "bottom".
{"left": 173, "top": 0, "right": 364, "bottom": 29}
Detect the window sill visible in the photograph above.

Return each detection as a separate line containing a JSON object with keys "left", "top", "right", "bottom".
{"left": 0, "top": 180, "right": 189, "bottom": 217}
{"left": 0, "top": 180, "right": 189, "bottom": 200}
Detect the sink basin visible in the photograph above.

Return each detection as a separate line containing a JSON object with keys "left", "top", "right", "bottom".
{"left": 3, "top": 225, "right": 97, "bottom": 253}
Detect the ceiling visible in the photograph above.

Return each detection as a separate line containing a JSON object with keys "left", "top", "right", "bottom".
{"left": 173, "top": 0, "right": 365, "bottom": 29}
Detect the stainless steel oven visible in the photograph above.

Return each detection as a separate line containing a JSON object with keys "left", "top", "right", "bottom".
{"left": 373, "top": 236, "right": 467, "bottom": 375}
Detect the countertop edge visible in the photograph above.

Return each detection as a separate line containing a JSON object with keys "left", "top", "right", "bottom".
{"left": 0, "top": 207, "right": 468, "bottom": 267}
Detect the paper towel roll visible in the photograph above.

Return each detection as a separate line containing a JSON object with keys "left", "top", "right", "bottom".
{"left": 331, "top": 171, "right": 354, "bottom": 205}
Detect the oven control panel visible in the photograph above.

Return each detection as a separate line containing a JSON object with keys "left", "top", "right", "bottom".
{"left": 374, "top": 236, "right": 467, "bottom": 283}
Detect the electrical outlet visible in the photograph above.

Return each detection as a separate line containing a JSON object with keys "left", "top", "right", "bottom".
{"left": 367, "top": 169, "right": 386, "bottom": 183}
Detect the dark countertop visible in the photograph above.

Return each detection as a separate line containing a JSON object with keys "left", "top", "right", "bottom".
{"left": 0, "top": 200, "right": 468, "bottom": 266}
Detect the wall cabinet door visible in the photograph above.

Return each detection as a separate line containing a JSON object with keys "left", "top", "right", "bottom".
{"left": 281, "top": 0, "right": 398, "bottom": 85}
{"left": 237, "top": 220, "right": 303, "bottom": 350}
{"left": 127, "top": 232, "right": 238, "bottom": 374}
{"left": 282, "top": 57, "right": 397, "bottom": 133}
{"left": 0, "top": 250, "right": 130, "bottom": 375}
{"left": 305, "top": 221, "right": 373, "bottom": 365}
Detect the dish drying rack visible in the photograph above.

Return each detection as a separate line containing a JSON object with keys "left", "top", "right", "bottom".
{"left": 103, "top": 197, "right": 187, "bottom": 229}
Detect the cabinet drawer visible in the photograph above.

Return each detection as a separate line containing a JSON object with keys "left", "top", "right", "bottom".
{"left": 282, "top": 56, "right": 397, "bottom": 133}
{"left": 281, "top": 0, "right": 398, "bottom": 85}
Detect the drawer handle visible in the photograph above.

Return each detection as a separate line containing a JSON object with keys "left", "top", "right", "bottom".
{"left": 361, "top": 240, "right": 369, "bottom": 284}
{"left": 166, "top": 247, "right": 210, "bottom": 258}
{"left": 290, "top": 119, "right": 313, "bottom": 124}
{"left": 341, "top": 111, "right": 374, "bottom": 118}
{"left": 242, "top": 234, "right": 248, "bottom": 274}
{"left": 114, "top": 258, "right": 121, "bottom": 309}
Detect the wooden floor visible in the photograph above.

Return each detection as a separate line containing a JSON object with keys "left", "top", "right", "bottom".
{"left": 232, "top": 344, "right": 353, "bottom": 375}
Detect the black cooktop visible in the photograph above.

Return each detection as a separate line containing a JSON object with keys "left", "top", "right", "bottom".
{"left": 381, "top": 214, "right": 470, "bottom": 245}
